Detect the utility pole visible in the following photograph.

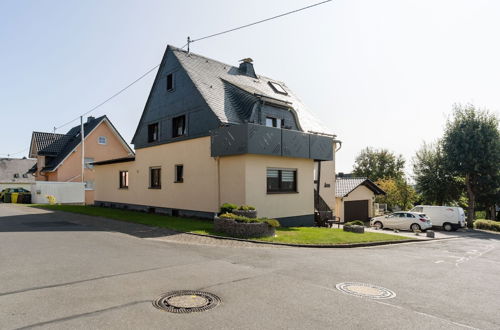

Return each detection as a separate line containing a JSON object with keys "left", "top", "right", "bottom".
{"left": 80, "top": 116, "right": 84, "bottom": 183}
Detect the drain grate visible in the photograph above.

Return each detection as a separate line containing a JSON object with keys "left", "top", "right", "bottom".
{"left": 153, "top": 290, "right": 221, "bottom": 313}
{"left": 336, "top": 282, "right": 396, "bottom": 299}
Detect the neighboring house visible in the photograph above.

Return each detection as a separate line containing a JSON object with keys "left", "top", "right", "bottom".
{"left": 0, "top": 158, "right": 36, "bottom": 191}
{"left": 29, "top": 115, "right": 134, "bottom": 204}
{"left": 335, "top": 176, "right": 385, "bottom": 222}
{"left": 93, "top": 45, "right": 340, "bottom": 226}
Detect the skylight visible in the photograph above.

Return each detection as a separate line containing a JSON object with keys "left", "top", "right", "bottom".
{"left": 268, "top": 81, "right": 288, "bottom": 95}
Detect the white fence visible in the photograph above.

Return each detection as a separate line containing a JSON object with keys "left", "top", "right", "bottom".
{"left": 31, "top": 182, "right": 85, "bottom": 204}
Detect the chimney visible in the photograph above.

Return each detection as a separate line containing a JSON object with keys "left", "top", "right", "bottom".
{"left": 238, "top": 58, "right": 257, "bottom": 78}
{"left": 87, "top": 116, "right": 95, "bottom": 123}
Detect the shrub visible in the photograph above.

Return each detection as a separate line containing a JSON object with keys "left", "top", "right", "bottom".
{"left": 238, "top": 205, "right": 256, "bottom": 211}
{"left": 473, "top": 219, "right": 500, "bottom": 232}
{"left": 218, "top": 213, "right": 280, "bottom": 227}
{"left": 345, "top": 220, "right": 365, "bottom": 226}
{"left": 220, "top": 203, "right": 237, "bottom": 214}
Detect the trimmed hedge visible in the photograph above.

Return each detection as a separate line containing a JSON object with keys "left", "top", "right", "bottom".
{"left": 219, "top": 213, "right": 280, "bottom": 228}
{"left": 473, "top": 219, "right": 500, "bottom": 232}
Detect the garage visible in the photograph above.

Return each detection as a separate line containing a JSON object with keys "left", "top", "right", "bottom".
{"left": 344, "top": 200, "right": 370, "bottom": 221}
{"left": 335, "top": 176, "right": 385, "bottom": 222}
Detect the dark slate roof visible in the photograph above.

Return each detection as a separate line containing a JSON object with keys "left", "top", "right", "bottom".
{"left": 170, "top": 46, "right": 333, "bottom": 135}
{"left": 336, "top": 177, "right": 385, "bottom": 197}
{"left": 30, "top": 116, "right": 107, "bottom": 172}
{"left": 30, "top": 132, "right": 67, "bottom": 157}
{"left": 0, "top": 158, "right": 36, "bottom": 183}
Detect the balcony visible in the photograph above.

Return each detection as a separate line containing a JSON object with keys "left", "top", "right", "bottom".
{"left": 210, "top": 123, "right": 333, "bottom": 161}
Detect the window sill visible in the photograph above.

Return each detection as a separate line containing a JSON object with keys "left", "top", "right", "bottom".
{"left": 148, "top": 187, "right": 162, "bottom": 190}
{"left": 174, "top": 180, "right": 183, "bottom": 183}
{"left": 267, "top": 191, "right": 299, "bottom": 195}
{"left": 119, "top": 187, "right": 129, "bottom": 190}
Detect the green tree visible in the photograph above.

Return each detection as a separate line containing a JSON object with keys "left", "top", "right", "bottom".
{"left": 352, "top": 147, "right": 405, "bottom": 181}
{"left": 442, "top": 104, "right": 500, "bottom": 226}
{"left": 412, "top": 141, "right": 463, "bottom": 205}
{"left": 375, "top": 178, "right": 418, "bottom": 211}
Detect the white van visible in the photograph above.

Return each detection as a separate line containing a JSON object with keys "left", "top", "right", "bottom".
{"left": 410, "top": 205, "right": 466, "bottom": 231}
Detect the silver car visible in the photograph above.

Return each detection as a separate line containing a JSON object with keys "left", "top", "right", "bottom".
{"left": 370, "top": 212, "right": 432, "bottom": 232}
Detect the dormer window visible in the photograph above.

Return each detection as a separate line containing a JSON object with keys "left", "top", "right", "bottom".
{"left": 166, "top": 73, "right": 174, "bottom": 92}
{"left": 148, "top": 123, "right": 159, "bottom": 142}
{"left": 269, "top": 81, "right": 287, "bottom": 95}
{"left": 266, "top": 117, "right": 283, "bottom": 128}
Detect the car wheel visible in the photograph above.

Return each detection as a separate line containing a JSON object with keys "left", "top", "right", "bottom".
{"left": 374, "top": 221, "right": 383, "bottom": 229}
{"left": 443, "top": 223, "right": 453, "bottom": 232}
{"left": 411, "top": 223, "right": 421, "bottom": 232}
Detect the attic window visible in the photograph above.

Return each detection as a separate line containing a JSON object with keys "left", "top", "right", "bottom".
{"left": 269, "top": 81, "right": 287, "bottom": 95}
{"left": 148, "top": 123, "right": 159, "bottom": 142}
{"left": 166, "top": 73, "right": 174, "bottom": 91}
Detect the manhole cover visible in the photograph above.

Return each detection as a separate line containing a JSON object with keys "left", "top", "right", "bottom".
{"left": 153, "top": 290, "right": 221, "bottom": 313}
{"left": 336, "top": 282, "right": 396, "bottom": 299}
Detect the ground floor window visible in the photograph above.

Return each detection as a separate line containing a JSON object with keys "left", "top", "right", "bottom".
{"left": 119, "top": 171, "right": 129, "bottom": 188}
{"left": 84, "top": 181, "right": 94, "bottom": 190}
{"left": 149, "top": 167, "right": 161, "bottom": 189}
{"left": 267, "top": 168, "right": 297, "bottom": 193}
{"left": 175, "top": 164, "right": 183, "bottom": 183}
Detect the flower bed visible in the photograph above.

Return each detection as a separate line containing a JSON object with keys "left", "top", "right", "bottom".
{"left": 214, "top": 212, "right": 279, "bottom": 238}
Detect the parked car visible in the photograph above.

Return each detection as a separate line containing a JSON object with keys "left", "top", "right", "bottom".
{"left": 370, "top": 212, "right": 432, "bottom": 232}
{"left": 0, "top": 188, "right": 30, "bottom": 201}
{"left": 409, "top": 205, "right": 465, "bottom": 231}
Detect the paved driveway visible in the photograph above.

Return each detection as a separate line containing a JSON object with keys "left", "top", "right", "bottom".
{"left": 1, "top": 204, "right": 499, "bottom": 329}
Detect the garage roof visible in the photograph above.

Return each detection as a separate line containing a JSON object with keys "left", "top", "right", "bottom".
{"left": 336, "top": 177, "right": 385, "bottom": 197}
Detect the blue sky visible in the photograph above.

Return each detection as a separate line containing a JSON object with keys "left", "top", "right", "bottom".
{"left": 1, "top": 0, "right": 499, "bottom": 174}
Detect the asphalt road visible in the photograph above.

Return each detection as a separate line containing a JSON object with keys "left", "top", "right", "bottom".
{"left": 0, "top": 204, "right": 499, "bottom": 330}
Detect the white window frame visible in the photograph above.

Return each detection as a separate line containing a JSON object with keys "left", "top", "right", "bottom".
{"left": 84, "top": 157, "right": 94, "bottom": 169}
{"left": 98, "top": 136, "right": 107, "bottom": 145}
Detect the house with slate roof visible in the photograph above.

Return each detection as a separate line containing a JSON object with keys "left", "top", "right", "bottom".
{"left": 93, "top": 45, "right": 340, "bottom": 226}
{"left": 0, "top": 158, "right": 36, "bottom": 191}
{"left": 335, "top": 175, "right": 385, "bottom": 222}
{"left": 29, "top": 115, "right": 134, "bottom": 204}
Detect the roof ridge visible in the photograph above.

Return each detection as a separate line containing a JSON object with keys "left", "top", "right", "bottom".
{"left": 169, "top": 45, "right": 284, "bottom": 84}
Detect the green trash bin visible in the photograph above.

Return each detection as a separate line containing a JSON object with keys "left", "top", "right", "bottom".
{"left": 4, "top": 193, "right": 12, "bottom": 203}
{"left": 11, "top": 193, "right": 19, "bottom": 203}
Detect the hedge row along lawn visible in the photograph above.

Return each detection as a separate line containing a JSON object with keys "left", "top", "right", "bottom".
{"left": 32, "top": 205, "right": 410, "bottom": 245}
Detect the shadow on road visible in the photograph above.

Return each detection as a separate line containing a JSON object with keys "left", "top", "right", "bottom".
{"left": 0, "top": 206, "right": 188, "bottom": 239}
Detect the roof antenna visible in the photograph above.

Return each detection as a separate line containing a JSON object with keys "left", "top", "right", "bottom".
{"left": 53, "top": 126, "right": 56, "bottom": 140}
{"left": 187, "top": 36, "right": 191, "bottom": 54}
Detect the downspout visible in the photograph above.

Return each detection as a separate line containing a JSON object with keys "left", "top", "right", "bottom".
{"left": 216, "top": 156, "right": 221, "bottom": 216}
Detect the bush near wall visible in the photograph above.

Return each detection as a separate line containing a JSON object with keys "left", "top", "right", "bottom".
{"left": 344, "top": 220, "right": 365, "bottom": 227}
{"left": 473, "top": 219, "right": 500, "bottom": 232}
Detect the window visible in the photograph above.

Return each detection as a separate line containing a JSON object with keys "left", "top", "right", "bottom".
{"left": 166, "top": 73, "right": 174, "bottom": 91}
{"left": 265, "top": 117, "right": 282, "bottom": 128}
{"left": 13, "top": 173, "right": 19, "bottom": 178}
{"left": 149, "top": 167, "right": 161, "bottom": 189}
{"left": 84, "top": 157, "right": 94, "bottom": 169}
{"left": 85, "top": 181, "right": 94, "bottom": 190}
{"left": 148, "top": 123, "right": 159, "bottom": 142}
{"left": 98, "top": 136, "right": 107, "bottom": 145}
{"left": 22, "top": 173, "right": 28, "bottom": 178}
{"left": 267, "top": 169, "right": 297, "bottom": 193}
{"left": 175, "top": 164, "right": 183, "bottom": 183}
{"left": 268, "top": 81, "right": 288, "bottom": 95}
{"left": 172, "top": 115, "right": 186, "bottom": 137}
{"left": 119, "top": 171, "right": 129, "bottom": 188}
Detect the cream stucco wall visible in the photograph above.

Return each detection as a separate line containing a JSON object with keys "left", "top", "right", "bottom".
{"left": 335, "top": 185, "right": 375, "bottom": 221}
{"left": 95, "top": 136, "right": 316, "bottom": 219}
{"left": 244, "top": 154, "right": 314, "bottom": 219}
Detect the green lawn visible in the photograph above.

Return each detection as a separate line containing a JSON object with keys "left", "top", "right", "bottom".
{"left": 32, "top": 205, "right": 410, "bottom": 245}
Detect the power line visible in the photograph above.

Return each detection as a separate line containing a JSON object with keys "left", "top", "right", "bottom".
{"left": 52, "top": 0, "right": 332, "bottom": 131}
{"left": 185, "top": 0, "right": 332, "bottom": 48}
{"left": 0, "top": 147, "right": 29, "bottom": 158}
{"left": 55, "top": 63, "right": 161, "bottom": 131}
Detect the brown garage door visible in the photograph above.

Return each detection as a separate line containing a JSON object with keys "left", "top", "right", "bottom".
{"left": 344, "top": 200, "right": 369, "bottom": 221}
